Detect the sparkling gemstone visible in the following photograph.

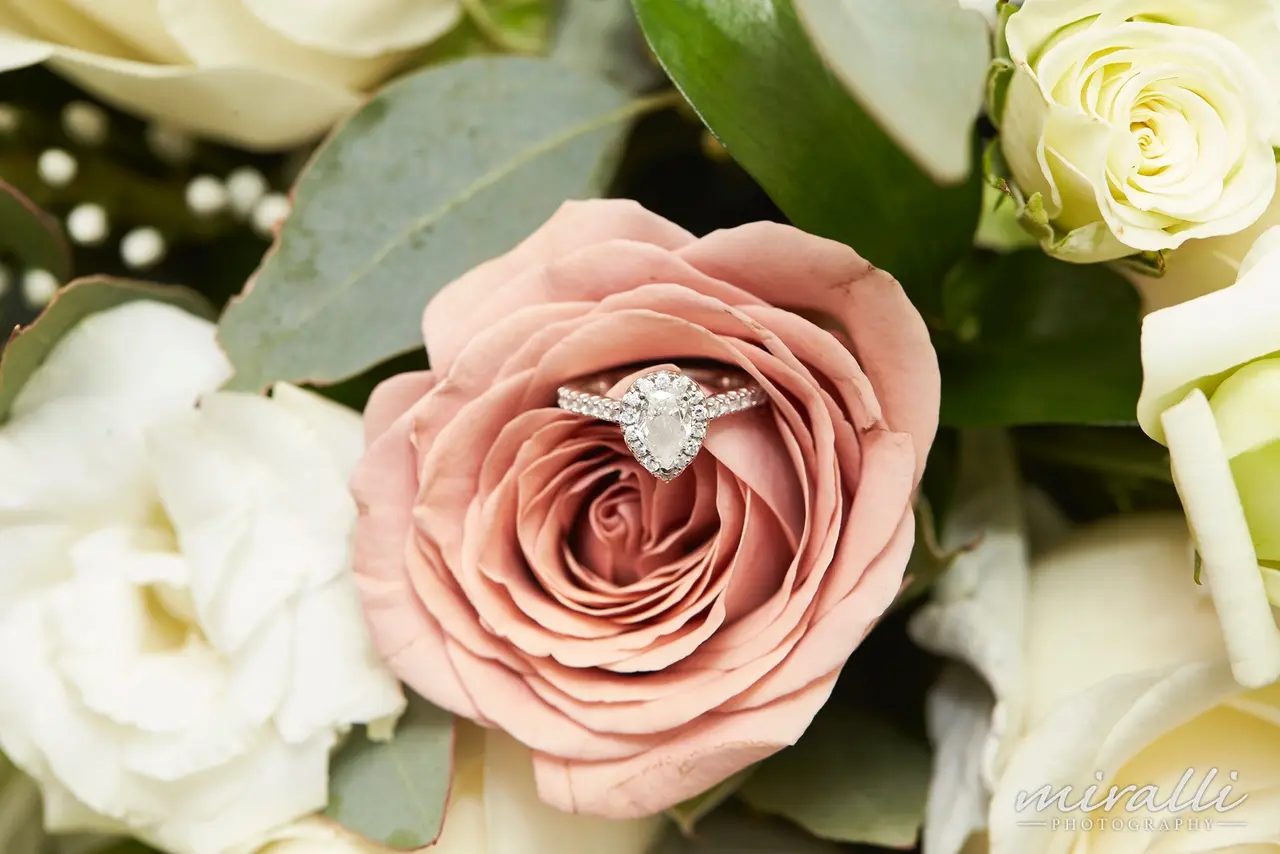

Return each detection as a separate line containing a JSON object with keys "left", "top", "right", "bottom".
{"left": 640, "top": 388, "right": 690, "bottom": 469}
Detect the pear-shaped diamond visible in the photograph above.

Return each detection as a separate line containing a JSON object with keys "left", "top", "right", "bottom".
{"left": 620, "top": 370, "right": 707, "bottom": 480}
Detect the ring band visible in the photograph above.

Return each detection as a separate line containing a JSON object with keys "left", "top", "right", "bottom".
{"left": 557, "top": 366, "right": 766, "bottom": 481}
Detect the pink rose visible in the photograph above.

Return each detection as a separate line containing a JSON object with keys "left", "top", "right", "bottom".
{"left": 352, "top": 200, "right": 940, "bottom": 817}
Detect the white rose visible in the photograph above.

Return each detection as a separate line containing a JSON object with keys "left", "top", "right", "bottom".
{"left": 0, "top": 301, "right": 405, "bottom": 854}
{"left": 1137, "top": 226, "right": 1280, "bottom": 689}
{"left": 1128, "top": 174, "right": 1280, "bottom": 313}
{"left": 999, "top": 0, "right": 1280, "bottom": 262}
{"left": 0, "top": 0, "right": 460, "bottom": 150}
{"left": 245, "top": 724, "right": 664, "bottom": 854}
{"left": 918, "top": 513, "right": 1280, "bottom": 854}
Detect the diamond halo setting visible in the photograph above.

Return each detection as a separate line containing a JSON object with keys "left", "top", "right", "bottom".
{"left": 619, "top": 371, "right": 707, "bottom": 481}
{"left": 557, "top": 366, "right": 767, "bottom": 481}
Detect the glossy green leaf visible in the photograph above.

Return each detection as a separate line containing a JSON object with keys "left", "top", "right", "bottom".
{"left": 937, "top": 250, "right": 1143, "bottom": 426}
{"left": 737, "top": 706, "right": 931, "bottom": 848}
{"left": 219, "top": 56, "right": 649, "bottom": 391}
{"left": 0, "top": 277, "right": 213, "bottom": 424}
{"left": 0, "top": 179, "right": 71, "bottom": 281}
{"left": 650, "top": 803, "right": 844, "bottom": 854}
{"left": 631, "top": 0, "right": 982, "bottom": 295}
{"left": 325, "top": 697, "right": 455, "bottom": 850}
{"left": 793, "top": 0, "right": 990, "bottom": 183}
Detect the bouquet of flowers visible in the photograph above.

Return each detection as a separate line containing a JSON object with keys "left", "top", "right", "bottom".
{"left": 1, "top": 1, "right": 1278, "bottom": 853}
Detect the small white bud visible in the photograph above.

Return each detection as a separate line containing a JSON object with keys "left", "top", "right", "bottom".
{"left": 37, "top": 149, "right": 78, "bottom": 187}
{"left": 67, "top": 203, "right": 109, "bottom": 246}
{"left": 185, "top": 175, "right": 228, "bottom": 217}
{"left": 62, "top": 101, "right": 109, "bottom": 146}
{"left": 252, "top": 193, "right": 292, "bottom": 237}
{"left": 21, "top": 269, "right": 59, "bottom": 308}
{"left": 121, "top": 227, "right": 167, "bottom": 270}
{"left": 0, "top": 103, "right": 19, "bottom": 136}
{"left": 226, "top": 167, "right": 268, "bottom": 219}
{"left": 146, "top": 123, "right": 195, "bottom": 164}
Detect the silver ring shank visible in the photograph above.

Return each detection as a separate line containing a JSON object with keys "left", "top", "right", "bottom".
{"left": 557, "top": 371, "right": 767, "bottom": 423}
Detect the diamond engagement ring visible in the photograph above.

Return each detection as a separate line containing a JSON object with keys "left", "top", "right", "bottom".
{"left": 557, "top": 366, "right": 768, "bottom": 481}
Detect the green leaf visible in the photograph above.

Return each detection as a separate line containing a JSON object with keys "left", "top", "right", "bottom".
{"left": 91, "top": 843, "right": 162, "bottom": 854}
{"left": 218, "top": 56, "right": 651, "bottom": 392}
{"left": 0, "top": 179, "right": 71, "bottom": 281}
{"left": 792, "top": 0, "right": 990, "bottom": 183}
{"left": 631, "top": 0, "right": 982, "bottom": 297}
{"left": 0, "top": 755, "right": 42, "bottom": 854}
{"left": 0, "top": 277, "right": 213, "bottom": 425}
{"left": 665, "top": 768, "right": 756, "bottom": 835}
{"left": 325, "top": 696, "right": 455, "bottom": 851}
{"left": 937, "top": 250, "right": 1143, "bottom": 426}
{"left": 552, "top": 0, "right": 661, "bottom": 92}
{"left": 895, "top": 498, "right": 966, "bottom": 610}
{"left": 737, "top": 706, "right": 931, "bottom": 848}
{"left": 650, "top": 803, "right": 844, "bottom": 854}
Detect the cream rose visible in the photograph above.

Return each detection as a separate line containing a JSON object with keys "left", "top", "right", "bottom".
{"left": 1128, "top": 174, "right": 1280, "bottom": 312}
{"left": 0, "top": 0, "right": 460, "bottom": 150}
{"left": 999, "top": 0, "right": 1280, "bottom": 262}
{"left": 0, "top": 301, "right": 404, "bottom": 854}
{"left": 1137, "top": 227, "right": 1280, "bottom": 689}
{"left": 918, "top": 513, "right": 1280, "bottom": 854}
{"left": 245, "top": 725, "right": 663, "bottom": 854}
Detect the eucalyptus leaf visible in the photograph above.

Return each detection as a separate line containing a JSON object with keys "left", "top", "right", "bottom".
{"left": 0, "top": 277, "right": 213, "bottom": 424}
{"left": 666, "top": 768, "right": 756, "bottom": 835}
{"left": 650, "top": 803, "right": 844, "bottom": 854}
{"left": 631, "top": 0, "right": 982, "bottom": 296}
{"left": 325, "top": 696, "right": 455, "bottom": 851}
{"left": 219, "top": 56, "right": 649, "bottom": 391}
{"left": 552, "top": 0, "right": 661, "bottom": 91}
{"left": 0, "top": 179, "right": 71, "bottom": 281}
{"left": 937, "top": 250, "right": 1143, "bottom": 426}
{"left": 792, "top": 0, "right": 990, "bottom": 183}
{"left": 738, "top": 705, "right": 931, "bottom": 848}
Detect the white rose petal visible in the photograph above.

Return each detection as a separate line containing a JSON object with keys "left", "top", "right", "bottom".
{"left": 0, "top": 302, "right": 404, "bottom": 854}
{"left": 241, "top": 0, "right": 461, "bottom": 57}
{"left": 922, "top": 514, "right": 1280, "bottom": 854}
{"left": 0, "top": 0, "right": 459, "bottom": 149}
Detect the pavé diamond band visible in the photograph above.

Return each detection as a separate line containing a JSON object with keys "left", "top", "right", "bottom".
{"left": 557, "top": 366, "right": 767, "bottom": 481}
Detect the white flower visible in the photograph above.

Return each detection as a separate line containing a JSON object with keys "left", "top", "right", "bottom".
{"left": 0, "top": 0, "right": 460, "bottom": 150}
{"left": 999, "top": 0, "right": 1280, "bottom": 261}
{"left": 245, "top": 724, "right": 664, "bottom": 854}
{"left": 0, "top": 301, "right": 404, "bottom": 854}
{"left": 1127, "top": 173, "right": 1280, "bottom": 313}
{"left": 917, "top": 513, "right": 1280, "bottom": 854}
{"left": 957, "top": 0, "right": 999, "bottom": 26}
{"left": 1137, "top": 227, "right": 1280, "bottom": 688}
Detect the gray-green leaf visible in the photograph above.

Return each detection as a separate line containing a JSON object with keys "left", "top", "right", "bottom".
{"left": 219, "top": 56, "right": 646, "bottom": 391}
{"left": 326, "top": 697, "right": 455, "bottom": 851}
{"left": 0, "top": 179, "right": 71, "bottom": 281}
{"left": 665, "top": 768, "right": 756, "bottom": 835}
{"left": 650, "top": 803, "right": 844, "bottom": 854}
{"left": 738, "top": 706, "right": 931, "bottom": 848}
{"left": 793, "top": 0, "right": 991, "bottom": 183}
